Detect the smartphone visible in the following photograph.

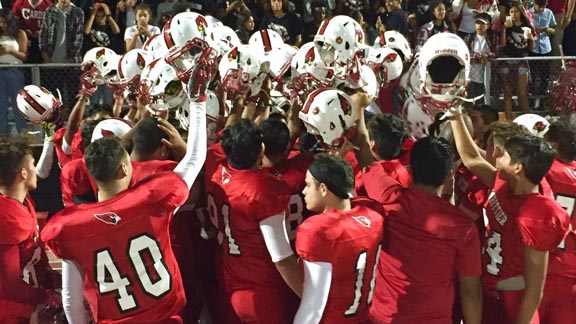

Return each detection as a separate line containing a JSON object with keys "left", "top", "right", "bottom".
{"left": 505, "top": 16, "right": 512, "bottom": 24}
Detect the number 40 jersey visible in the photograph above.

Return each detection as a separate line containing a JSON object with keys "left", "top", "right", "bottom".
{"left": 41, "top": 172, "right": 189, "bottom": 324}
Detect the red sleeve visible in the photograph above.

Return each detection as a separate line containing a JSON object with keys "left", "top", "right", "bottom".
{"left": 296, "top": 218, "right": 334, "bottom": 262}
{"left": 518, "top": 201, "right": 570, "bottom": 251}
{"left": 250, "top": 176, "right": 290, "bottom": 223}
{"left": 0, "top": 244, "right": 47, "bottom": 306}
{"left": 60, "top": 160, "right": 96, "bottom": 207}
{"left": 53, "top": 128, "right": 72, "bottom": 167}
{"left": 141, "top": 172, "right": 190, "bottom": 212}
{"left": 0, "top": 210, "right": 34, "bottom": 245}
{"left": 363, "top": 170, "right": 403, "bottom": 205}
{"left": 455, "top": 224, "right": 482, "bottom": 276}
{"left": 71, "top": 131, "right": 84, "bottom": 160}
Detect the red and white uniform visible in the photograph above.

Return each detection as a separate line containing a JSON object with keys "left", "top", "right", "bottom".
{"left": 368, "top": 176, "right": 481, "bottom": 324}
{"left": 482, "top": 175, "right": 570, "bottom": 324}
{"left": 60, "top": 158, "right": 177, "bottom": 207}
{"left": 539, "top": 159, "right": 576, "bottom": 324}
{"left": 0, "top": 195, "right": 52, "bottom": 323}
{"left": 206, "top": 157, "right": 296, "bottom": 323}
{"left": 41, "top": 172, "right": 189, "bottom": 324}
{"left": 454, "top": 165, "right": 491, "bottom": 239}
{"left": 356, "top": 159, "right": 411, "bottom": 197}
{"left": 11, "top": 0, "right": 53, "bottom": 37}
{"left": 296, "top": 197, "right": 384, "bottom": 323}
{"left": 53, "top": 128, "right": 83, "bottom": 167}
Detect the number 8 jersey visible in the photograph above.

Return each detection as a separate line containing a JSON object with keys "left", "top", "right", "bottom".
{"left": 41, "top": 172, "right": 189, "bottom": 323}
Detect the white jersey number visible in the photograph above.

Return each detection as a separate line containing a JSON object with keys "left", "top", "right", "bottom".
{"left": 555, "top": 194, "right": 576, "bottom": 250}
{"left": 207, "top": 193, "right": 241, "bottom": 255}
{"left": 486, "top": 231, "right": 503, "bottom": 275}
{"left": 286, "top": 194, "right": 304, "bottom": 241}
{"left": 95, "top": 234, "right": 171, "bottom": 312}
{"left": 344, "top": 246, "right": 381, "bottom": 317}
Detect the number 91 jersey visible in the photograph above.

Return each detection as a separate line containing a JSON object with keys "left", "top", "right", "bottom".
{"left": 41, "top": 172, "right": 189, "bottom": 323}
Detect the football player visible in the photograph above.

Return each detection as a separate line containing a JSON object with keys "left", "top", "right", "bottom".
{"left": 41, "top": 99, "right": 207, "bottom": 323}
{"left": 539, "top": 119, "right": 576, "bottom": 324}
{"left": 368, "top": 136, "right": 482, "bottom": 324}
{"left": 0, "top": 138, "right": 61, "bottom": 323}
{"left": 206, "top": 119, "right": 302, "bottom": 323}
{"left": 449, "top": 108, "right": 570, "bottom": 324}
{"left": 295, "top": 154, "right": 384, "bottom": 323}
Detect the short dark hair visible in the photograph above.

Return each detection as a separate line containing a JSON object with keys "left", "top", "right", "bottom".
{"left": 221, "top": 119, "right": 263, "bottom": 170}
{"left": 368, "top": 114, "right": 408, "bottom": 160}
{"left": 0, "top": 138, "right": 32, "bottom": 187}
{"left": 311, "top": 0, "right": 328, "bottom": 9}
{"left": 410, "top": 136, "right": 455, "bottom": 186}
{"left": 309, "top": 154, "right": 354, "bottom": 199}
{"left": 133, "top": 118, "right": 168, "bottom": 157}
{"left": 484, "top": 120, "right": 529, "bottom": 146}
{"left": 84, "top": 136, "right": 127, "bottom": 183}
{"left": 472, "top": 104, "right": 499, "bottom": 125}
{"left": 259, "top": 119, "right": 290, "bottom": 156}
{"left": 546, "top": 119, "right": 576, "bottom": 162}
{"left": 81, "top": 118, "right": 104, "bottom": 150}
{"left": 505, "top": 134, "right": 556, "bottom": 184}
{"left": 134, "top": 3, "right": 153, "bottom": 18}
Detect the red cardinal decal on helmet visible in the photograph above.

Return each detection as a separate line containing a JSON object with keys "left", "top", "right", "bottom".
{"left": 384, "top": 52, "right": 398, "bottom": 63}
{"left": 101, "top": 129, "right": 115, "bottom": 137}
{"left": 337, "top": 93, "right": 351, "bottom": 115}
{"left": 305, "top": 47, "right": 315, "bottom": 66}
{"left": 228, "top": 47, "right": 239, "bottom": 62}
{"left": 136, "top": 53, "right": 146, "bottom": 70}
{"left": 96, "top": 48, "right": 106, "bottom": 60}
{"left": 196, "top": 15, "right": 208, "bottom": 33}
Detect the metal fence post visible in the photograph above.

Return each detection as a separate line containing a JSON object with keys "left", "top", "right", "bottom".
{"left": 31, "top": 65, "right": 41, "bottom": 86}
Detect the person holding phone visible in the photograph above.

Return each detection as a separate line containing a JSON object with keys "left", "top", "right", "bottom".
{"left": 124, "top": 3, "right": 159, "bottom": 51}
{"left": 529, "top": 0, "right": 556, "bottom": 106}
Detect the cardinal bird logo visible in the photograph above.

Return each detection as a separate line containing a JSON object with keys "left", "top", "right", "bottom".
{"left": 196, "top": 15, "right": 208, "bottom": 34}
{"left": 384, "top": 52, "right": 398, "bottom": 63}
{"left": 96, "top": 48, "right": 106, "bottom": 60}
{"left": 534, "top": 121, "right": 547, "bottom": 132}
{"left": 136, "top": 53, "right": 146, "bottom": 70}
{"left": 352, "top": 216, "right": 371, "bottom": 228}
{"left": 94, "top": 212, "right": 121, "bottom": 225}
{"left": 305, "top": 47, "right": 315, "bottom": 66}
{"left": 355, "top": 26, "right": 363, "bottom": 44}
{"left": 337, "top": 93, "right": 352, "bottom": 115}
{"left": 228, "top": 47, "right": 239, "bottom": 62}
{"left": 101, "top": 129, "right": 115, "bottom": 137}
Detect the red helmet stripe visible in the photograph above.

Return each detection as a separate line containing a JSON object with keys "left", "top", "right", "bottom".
{"left": 163, "top": 18, "right": 176, "bottom": 48}
{"left": 118, "top": 53, "right": 127, "bottom": 79}
{"left": 317, "top": 16, "right": 335, "bottom": 36}
{"left": 19, "top": 89, "right": 47, "bottom": 115}
{"left": 301, "top": 87, "right": 329, "bottom": 114}
{"left": 261, "top": 29, "right": 272, "bottom": 53}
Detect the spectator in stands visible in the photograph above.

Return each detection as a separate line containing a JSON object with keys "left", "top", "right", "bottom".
{"left": 0, "top": 9, "right": 28, "bottom": 137}
{"left": 530, "top": 0, "right": 556, "bottom": 106}
{"left": 302, "top": 0, "right": 327, "bottom": 42}
{"left": 124, "top": 3, "right": 160, "bottom": 51}
{"left": 260, "top": 0, "right": 303, "bottom": 46}
{"left": 335, "top": 0, "right": 369, "bottom": 15}
{"left": 84, "top": 1, "right": 120, "bottom": 52}
{"left": 415, "top": 0, "right": 456, "bottom": 52}
{"left": 39, "top": 0, "right": 84, "bottom": 109}
{"left": 11, "top": 0, "right": 53, "bottom": 63}
{"left": 236, "top": 10, "right": 255, "bottom": 44}
{"left": 465, "top": 12, "right": 497, "bottom": 101}
{"left": 155, "top": 0, "right": 178, "bottom": 26}
{"left": 378, "top": 0, "right": 408, "bottom": 35}
{"left": 115, "top": 0, "right": 136, "bottom": 40}
{"left": 451, "top": 0, "right": 500, "bottom": 39}
{"left": 548, "top": 0, "right": 575, "bottom": 58}
{"left": 216, "top": 0, "right": 251, "bottom": 30}
{"left": 350, "top": 10, "right": 378, "bottom": 45}
{"left": 500, "top": 3, "right": 535, "bottom": 119}
{"left": 563, "top": 10, "right": 576, "bottom": 55}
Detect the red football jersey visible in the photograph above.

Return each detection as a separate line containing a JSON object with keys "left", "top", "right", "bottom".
{"left": 11, "top": 0, "right": 53, "bottom": 36}
{"left": 0, "top": 195, "right": 50, "bottom": 322}
{"left": 263, "top": 151, "right": 315, "bottom": 242}
{"left": 41, "top": 172, "right": 189, "bottom": 323}
{"left": 206, "top": 162, "right": 291, "bottom": 292}
{"left": 53, "top": 128, "right": 83, "bottom": 167}
{"left": 369, "top": 176, "right": 481, "bottom": 324}
{"left": 482, "top": 176, "right": 570, "bottom": 290}
{"left": 356, "top": 159, "right": 411, "bottom": 197}
{"left": 544, "top": 159, "right": 576, "bottom": 278}
{"left": 296, "top": 199, "right": 384, "bottom": 324}
{"left": 60, "top": 159, "right": 177, "bottom": 207}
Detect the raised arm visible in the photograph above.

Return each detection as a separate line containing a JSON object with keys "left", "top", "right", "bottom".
{"left": 63, "top": 95, "right": 90, "bottom": 152}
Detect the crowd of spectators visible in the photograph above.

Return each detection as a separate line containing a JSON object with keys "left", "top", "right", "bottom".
{"left": 0, "top": 0, "right": 574, "bottom": 134}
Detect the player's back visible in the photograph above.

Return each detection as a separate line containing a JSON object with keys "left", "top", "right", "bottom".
{"left": 371, "top": 186, "right": 480, "bottom": 324}
{"left": 544, "top": 159, "right": 576, "bottom": 278}
{"left": 207, "top": 163, "right": 290, "bottom": 292}
{"left": 356, "top": 159, "right": 411, "bottom": 197}
{"left": 41, "top": 172, "right": 189, "bottom": 323}
{"left": 296, "top": 200, "right": 384, "bottom": 323}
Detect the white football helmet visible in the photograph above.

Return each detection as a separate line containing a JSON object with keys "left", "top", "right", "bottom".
{"left": 81, "top": 47, "right": 119, "bottom": 87}
{"left": 219, "top": 45, "right": 268, "bottom": 98}
{"left": 162, "top": 12, "right": 217, "bottom": 50}
{"left": 401, "top": 96, "right": 435, "bottom": 139}
{"left": 213, "top": 25, "right": 241, "bottom": 55}
{"left": 364, "top": 47, "right": 403, "bottom": 87}
{"left": 286, "top": 42, "right": 334, "bottom": 98}
{"left": 418, "top": 33, "right": 470, "bottom": 110}
{"left": 335, "top": 63, "right": 379, "bottom": 98}
{"left": 299, "top": 87, "right": 358, "bottom": 147}
{"left": 373, "top": 31, "right": 413, "bottom": 63}
{"left": 177, "top": 92, "right": 225, "bottom": 145}
{"left": 16, "top": 85, "right": 63, "bottom": 125}
{"left": 398, "top": 55, "right": 422, "bottom": 100}
{"left": 140, "top": 58, "right": 186, "bottom": 112}
{"left": 513, "top": 113, "right": 550, "bottom": 137}
{"left": 267, "top": 43, "right": 297, "bottom": 79}
{"left": 108, "top": 49, "right": 154, "bottom": 93}
{"left": 314, "top": 15, "right": 365, "bottom": 74}
{"left": 143, "top": 34, "right": 169, "bottom": 60}
{"left": 91, "top": 118, "right": 133, "bottom": 142}
{"left": 249, "top": 29, "right": 285, "bottom": 55}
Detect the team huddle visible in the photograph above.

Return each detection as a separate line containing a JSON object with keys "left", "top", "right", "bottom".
{"left": 1, "top": 9, "right": 575, "bottom": 324}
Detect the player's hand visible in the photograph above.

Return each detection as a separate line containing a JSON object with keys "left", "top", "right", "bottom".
{"left": 157, "top": 118, "right": 187, "bottom": 159}
{"left": 329, "top": 137, "right": 354, "bottom": 158}
{"left": 350, "top": 91, "right": 371, "bottom": 111}
{"left": 40, "top": 121, "right": 57, "bottom": 141}
{"left": 101, "top": 3, "right": 111, "bottom": 15}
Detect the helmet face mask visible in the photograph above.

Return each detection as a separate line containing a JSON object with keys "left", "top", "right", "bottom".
{"left": 140, "top": 59, "right": 187, "bottom": 112}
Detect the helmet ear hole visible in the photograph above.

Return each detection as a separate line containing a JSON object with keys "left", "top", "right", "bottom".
{"left": 427, "top": 56, "right": 462, "bottom": 83}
